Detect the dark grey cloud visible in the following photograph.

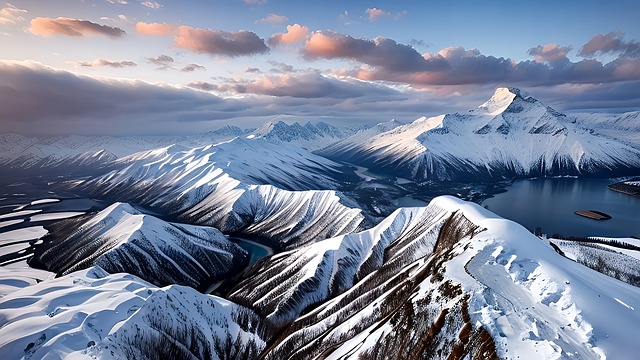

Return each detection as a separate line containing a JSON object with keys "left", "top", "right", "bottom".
{"left": 147, "top": 54, "right": 174, "bottom": 70}
{"left": 579, "top": 31, "right": 640, "bottom": 58}
{"left": 181, "top": 63, "right": 206, "bottom": 72}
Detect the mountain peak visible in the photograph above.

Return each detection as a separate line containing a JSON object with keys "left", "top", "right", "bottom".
{"left": 473, "top": 87, "right": 529, "bottom": 116}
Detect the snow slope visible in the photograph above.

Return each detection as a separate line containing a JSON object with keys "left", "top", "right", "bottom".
{"left": 0, "top": 266, "right": 268, "bottom": 360}
{"left": 319, "top": 88, "right": 640, "bottom": 181}
{"left": 230, "top": 196, "right": 640, "bottom": 359}
{"left": 78, "top": 138, "right": 364, "bottom": 250}
{"left": 0, "top": 125, "right": 247, "bottom": 169}
{"left": 30, "top": 202, "right": 247, "bottom": 290}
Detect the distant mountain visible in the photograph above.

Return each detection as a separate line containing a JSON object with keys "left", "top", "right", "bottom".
{"left": 30, "top": 202, "right": 247, "bottom": 290}
{"left": 319, "top": 87, "right": 640, "bottom": 181}
{"left": 245, "top": 121, "right": 358, "bottom": 151}
{"left": 0, "top": 125, "right": 248, "bottom": 170}
{"left": 77, "top": 138, "right": 365, "bottom": 250}
{"left": 0, "top": 267, "right": 268, "bottom": 359}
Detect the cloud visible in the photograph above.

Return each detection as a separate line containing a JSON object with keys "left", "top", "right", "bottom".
{"left": 2, "top": 60, "right": 637, "bottom": 136}
{"left": 0, "top": 4, "right": 27, "bottom": 25}
{"left": 141, "top": 1, "right": 162, "bottom": 8}
{"left": 106, "top": 0, "right": 128, "bottom": 4}
{"left": 135, "top": 21, "right": 174, "bottom": 35}
{"left": 579, "top": 31, "right": 640, "bottom": 58}
{"left": 147, "top": 54, "right": 174, "bottom": 69}
{"left": 181, "top": 63, "right": 205, "bottom": 72}
{"left": 135, "top": 22, "right": 269, "bottom": 56}
{"left": 174, "top": 27, "right": 269, "bottom": 56}
{"left": 301, "top": 31, "right": 640, "bottom": 88}
{"left": 30, "top": 17, "right": 125, "bottom": 38}
{"left": 243, "top": 0, "right": 267, "bottom": 4}
{"left": 268, "top": 61, "right": 294, "bottom": 73}
{"left": 303, "top": 31, "right": 445, "bottom": 72}
{"left": 257, "top": 13, "right": 288, "bottom": 24}
{"left": 364, "top": 8, "right": 407, "bottom": 22}
{"left": 268, "top": 24, "right": 308, "bottom": 47}
{"left": 245, "top": 67, "right": 261, "bottom": 73}
{"left": 75, "top": 58, "right": 137, "bottom": 68}
{"left": 527, "top": 43, "right": 572, "bottom": 64}
{"left": 209, "top": 71, "right": 406, "bottom": 99}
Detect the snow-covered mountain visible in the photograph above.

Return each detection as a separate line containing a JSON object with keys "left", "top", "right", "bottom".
{"left": 230, "top": 196, "right": 640, "bottom": 359}
{"left": 245, "top": 121, "right": 359, "bottom": 151}
{"left": 319, "top": 87, "right": 640, "bottom": 181}
{"left": 0, "top": 266, "right": 268, "bottom": 360}
{"left": 29, "top": 202, "right": 247, "bottom": 290}
{"left": 4, "top": 196, "right": 640, "bottom": 359}
{"left": 0, "top": 125, "right": 248, "bottom": 170}
{"left": 76, "top": 138, "right": 364, "bottom": 250}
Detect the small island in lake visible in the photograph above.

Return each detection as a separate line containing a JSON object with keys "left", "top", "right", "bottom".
{"left": 574, "top": 210, "right": 612, "bottom": 220}
{"left": 608, "top": 178, "right": 640, "bottom": 197}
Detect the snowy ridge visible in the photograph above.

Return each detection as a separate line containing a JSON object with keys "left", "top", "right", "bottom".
{"left": 0, "top": 267, "right": 267, "bottom": 360}
{"left": 246, "top": 121, "right": 356, "bottom": 151}
{"left": 319, "top": 88, "right": 640, "bottom": 181}
{"left": 228, "top": 204, "right": 450, "bottom": 326}
{"left": 232, "top": 196, "right": 640, "bottom": 359}
{"left": 78, "top": 138, "right": 364, "bottom": 249}
{"left": 30, "top": 202, "right": 247, "bottom": 290}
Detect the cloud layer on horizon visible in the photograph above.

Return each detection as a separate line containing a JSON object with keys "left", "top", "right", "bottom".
{"left": 1, "top": 60, "right": 638, "bottom": 136}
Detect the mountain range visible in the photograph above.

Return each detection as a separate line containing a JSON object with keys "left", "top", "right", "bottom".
{"left": 0, "top": 87, "right": 639, "bottom": 359}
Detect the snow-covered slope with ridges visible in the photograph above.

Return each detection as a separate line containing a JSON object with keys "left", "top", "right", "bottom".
{"left": 0, "top": 125, "right": 247, "bottom": 169}
{"left": 232, "top": 196, "right": 640, "bottom": 359}
{"left": 319, "top": 88, "right": 640, "bottom": 181}
{"left": 0, "top": 267, "right": 268, "bottom": 360}
{"left": 78, "top": 138, "right": 364, "bottom": 250}
{"left": 30, "top": 202, "right": 247, "bottom": 290}
{"left": 229, "top": 204, "right": 450, "bottom": 326}
{"left": 246, "top": 121, "right": 356, "bottom": 151}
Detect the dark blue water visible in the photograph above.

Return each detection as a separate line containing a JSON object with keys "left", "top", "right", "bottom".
{"left": 482, "top": 178, "right": 640, "bottom": 238}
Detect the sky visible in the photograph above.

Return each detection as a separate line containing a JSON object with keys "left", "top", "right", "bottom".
{"left": 1, "top": 0, "right": 639, "bottom": 135}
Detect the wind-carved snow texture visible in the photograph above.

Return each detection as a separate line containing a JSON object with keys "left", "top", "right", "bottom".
{"left": 228, "top": 196, "right": 640, "bottom": 359}
{"left": 29, "top": 202, "right": 247, "bottom": 291}
{"left": 0, "top": 267, "right": 269, "bottom": 360}
{"left": 78, "top": 137, "right": 364, "bottom": 250}
{"left": 319, "top": 87, "right": 640, "bottom": 181}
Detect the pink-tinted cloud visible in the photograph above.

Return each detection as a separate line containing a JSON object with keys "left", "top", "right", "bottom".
{"left": 257, "top": 13, "right": 288, "bottom": 24}
{"left": 30, "top": 17, "right": 125, "bottom": 38}
{"left": 175, "top": 26, "right": 269, "bottom": 56}
{"left": 135, "top": 21, "right": 174, "bottom": 35}
{"left": 75, "top": 58, "right": 137, "bottom": 68}
{"left": 303, "top": 31, "right": 445, "bottom": 71}
{"left": 269, "top": 24, "right": 308, "bottom": 47}
{"left": 136, "top": 22, "right": 269, "bottom": 56}
{"left": 364, "top": 7, "right": 407, "bottom": 22}
{"left": 579, "top": 31, "right": 640, "bottom": 58}
{"left": 527, "top": 43, "right": 572, "bottom": 64}
{"left": 0, "top": 4, "right": 27, "bottom": 25}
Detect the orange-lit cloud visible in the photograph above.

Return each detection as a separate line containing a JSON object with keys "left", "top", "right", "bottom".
{"left": 528, "top": 44, "right": 572, "bottom": 64}
{"left": 269, "top": 24, "right": 308, "bottom": 47}
{"left": 135, "top": 22, "right": 174, "bottom": 35}
{"left": 30, "top": 17, "right": 125, "bottom": 38}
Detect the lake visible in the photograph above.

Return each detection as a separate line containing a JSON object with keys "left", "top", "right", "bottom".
{"left": 482, "top": 178, "right": 640, "bottom": 238}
